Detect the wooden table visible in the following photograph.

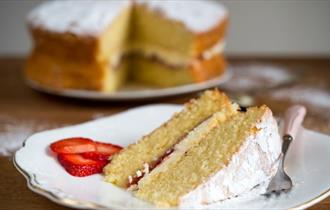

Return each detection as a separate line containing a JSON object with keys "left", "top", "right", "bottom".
{"left": 0, "top": 57, "right": 329, "bottom": 210}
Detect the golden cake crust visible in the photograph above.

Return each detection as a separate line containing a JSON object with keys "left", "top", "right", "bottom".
{"left": 26, "top": 47, "right": 226, "bottom": 91}
{"left": 193, "top": 16, "right": 228, "bottom": 56}
{"left": 189, "top": 54, "right": 226, "bottom": 83}
{"left": 25, "top": 50, "right": 106, "bottom": 91}
{"left": 29, "top": 26, "right": 100, "bottom": 61}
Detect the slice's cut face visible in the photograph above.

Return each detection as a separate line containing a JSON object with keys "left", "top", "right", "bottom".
{"left": 130, "top": 4, "right": 194, "bottom": 61}
{"left": 128, "top": 54, "right": 193, "bottom": 87}
{"left": 126, "top": 52, "right": 226, "bottom": 87}
{"left": 134, "top": 106, "right": 280, "bottom": 207}
{"left": 104, "top": 4, "right": 227, "bottom": 89}
{"left": 103, "top": 89, "right": 238, "bottom": 187}
{"left": 126, "top": 109, "right": 235, "bottom": 189}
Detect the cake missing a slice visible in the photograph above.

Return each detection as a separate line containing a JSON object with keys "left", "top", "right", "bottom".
{"left": 104, "top": 89, "right": 282, "bottom": 207}
{"left": 25, "top": 1, "right": 228, "bottom": 92}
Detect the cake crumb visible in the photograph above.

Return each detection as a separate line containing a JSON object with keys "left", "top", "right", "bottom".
{"left": 128, "top": 175, "right": 133, "bottom": 184}
{"left": 143, "top": 163, "right": 150, "bottom": 174}
{"left": 136, "top": 170, "right": 142, "bottom": 177}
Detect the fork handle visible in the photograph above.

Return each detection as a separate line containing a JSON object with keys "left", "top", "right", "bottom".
{"left": 284, "top": 105, "right": 307, "bottom": 139}
{"left": 282, "top": 105, "right": 306, "bottom": 154}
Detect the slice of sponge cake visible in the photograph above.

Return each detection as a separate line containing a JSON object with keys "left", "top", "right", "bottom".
{"left": 103, "top": 89, "right": 238, "bottom": 187}
{"left": 104, "top": 89, "right": 282, "bottom": 207}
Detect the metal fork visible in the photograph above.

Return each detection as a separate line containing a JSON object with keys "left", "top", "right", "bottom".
{"left": 265, "top": 105, "right": 306, "bottom": 195}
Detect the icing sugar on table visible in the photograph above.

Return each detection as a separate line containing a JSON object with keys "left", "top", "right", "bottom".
{"left": 0, "top": 115, "right": 61, "bottom": 156}
{"left": 223, "top": 64, "right": 295, "bottom": 92}
{"left": 270, "top": 85, "right": 330, "bottom": 111}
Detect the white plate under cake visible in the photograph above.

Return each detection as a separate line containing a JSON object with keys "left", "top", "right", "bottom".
{"left": 104, "top": 90, "right": 281, "bottom": 207}
{"left": 14, "top": 91, "right": 330, "bottom": 209}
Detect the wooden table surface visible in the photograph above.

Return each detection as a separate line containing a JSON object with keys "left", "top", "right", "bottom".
{"left": 0, "top": 57, "right": 329, "bottom": 210}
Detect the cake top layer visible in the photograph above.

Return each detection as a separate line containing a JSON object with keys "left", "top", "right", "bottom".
{"left": 28, "top": 0, "right": 227, "bottom": 36}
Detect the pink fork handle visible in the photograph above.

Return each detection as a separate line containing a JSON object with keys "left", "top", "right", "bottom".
{"left": 284, "top": 105, "right": 307, "bottom": 139}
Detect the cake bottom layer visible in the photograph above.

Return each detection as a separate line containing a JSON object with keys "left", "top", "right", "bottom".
{"left": 25, "top": 51, "right": 226, "bottom": 92}
{"left": 128, "top": 53, "right": 225, "bottom": 87}
{"left": 25, "top": 51, "right": 109, "bottom": 91}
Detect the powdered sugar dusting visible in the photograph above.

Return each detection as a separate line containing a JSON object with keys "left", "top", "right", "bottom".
{"left": 0, "top": 115, "right": 61, "bottom": 156}
{"left": 223, "top": 64, "right": 294, "bottom": 92}
{"left": 28, "top": 0, "right": 227, "bottom": 36}
{"left": 270, "top": 86, "right": 330, "bottom": 110}
{"left": 180, "top": 111, "right": 282, "bottom": 208}
{"left": 141, "top": 0, "right": 227, "bottom": 32}
{"left": 0, "top": 122, "right": 35, "bottom": 156}
{"left": 28, "top": 0, "right": 129, "bottom": 36}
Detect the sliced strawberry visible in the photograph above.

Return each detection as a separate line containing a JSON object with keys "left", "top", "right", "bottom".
{"left": 95, "top": 142, "right": 122, "bottom": 155}
{"left": 57, "top": 153, "right": 107, "bottom": 177}
{"left": 82, "top": 142, "right": 122, "bottom": 161}
{"left": 82, "top": 152, "right": 110, "bottom": 162}
{"left": 50, "top": 137, "right": 96, "bottom": 154}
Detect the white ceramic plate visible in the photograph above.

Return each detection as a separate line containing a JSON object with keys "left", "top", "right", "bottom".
{"left": 26, "top": 70, "right": 231, "bottom": 101}
{"left": 14, "top": 105, "right": 330, "bottom": 209}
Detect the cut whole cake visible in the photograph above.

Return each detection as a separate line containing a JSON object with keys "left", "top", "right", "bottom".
{"left": 25, "top": 0, "right": 228, "bottom": 92}
{"left": 104, "top": 90, "right": 282, "bottom": 207}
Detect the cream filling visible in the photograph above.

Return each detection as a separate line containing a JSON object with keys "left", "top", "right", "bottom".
{"left": 201, "top": 40, "right": 225, "bottom": 60}
{"left": 179, "top": 112, "right": 282, "bottom": 208}
{"left": 110, "top": 40, "right": 225, "bottom": 69}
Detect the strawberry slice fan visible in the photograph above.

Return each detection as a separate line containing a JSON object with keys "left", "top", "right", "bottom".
{"left": 50, "top": 137, "right": 122, "bottom": 177}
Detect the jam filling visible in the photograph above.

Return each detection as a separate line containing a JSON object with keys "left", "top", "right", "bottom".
{"left": 127, "top": 148, "right": 174, "bottom": 188}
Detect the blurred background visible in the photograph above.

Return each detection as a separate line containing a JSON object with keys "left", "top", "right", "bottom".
{"left": 1, "top": 0, "right": 330, "bottom": 57}
{"left": 0, "top": 0, "right": 329, "bottom": 134}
